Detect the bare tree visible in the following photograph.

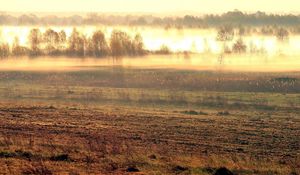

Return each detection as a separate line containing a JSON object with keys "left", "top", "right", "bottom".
{"left": 110, "top": 30, "right": 132, "bottom": 57}
{"left": 12, "top": 37, "right": 28, "bottom": 56}
{"left": 216, "top": 25, "right": 234, "bottom": 55}
{"left": 0, "top": 43, "right": 9, "bottom": 58}
{"left": 133, "top": 33, "right": 145, "bottom": 55}
{"left": 276, "top": 27, "right": 289, "bottom": 42}
{"left": 216, "top": 25, "right": 234, "bottom": 42}
{"left": 28, "top": 28, "right": 42, "bottom": 56}
{"left": 68, "top": 28, "right": 86, "bottom": 57}
{"left": 58, "top": 30, "right": 67, "bottom": 43}
{"left": 43, "top": 29, "right": 60, "bottom": 55}
{"left": 91, "top": 30, "right": 109, "bottom": 57}
{"left": 58, "top": 30, "right": 67, "bottom": 53}
{"left": 232, "top": 38, "right": 247, "bottom": 54}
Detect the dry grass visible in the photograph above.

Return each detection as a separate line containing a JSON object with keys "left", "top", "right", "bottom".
{"left": 0, "top": 68, "right": 299, "bottom": 174}
{"left": 0, "top": 102, "right": 299, "bottom": 174}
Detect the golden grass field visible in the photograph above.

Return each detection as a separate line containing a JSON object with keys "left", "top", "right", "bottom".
{"left": 0, "top": 67, "right": 299, "bottom": 174}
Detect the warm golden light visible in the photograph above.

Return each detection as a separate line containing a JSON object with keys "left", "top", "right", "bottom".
{"left": 1, "top": 0, "right": 300, "bottom": 13}
{"left": 1, "top": 26, "right": 299, "bottom": 56}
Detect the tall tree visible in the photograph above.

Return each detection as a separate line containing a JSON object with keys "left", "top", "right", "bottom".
{"left": 133, "top": 33, "right": 145, "bottom": 55}
{"left": 232, "top": 38, "right": 247, "bottom": 54}
{"left": 110, "top": 30, "right": 133, "bottom": 57}
{"left": 276, "top": 28, "right": 289, "bottom": 42}
{"left": 43, "top": 29, "right": 60, "bottom": 55}
{"left": 58, "top": 30, "right": 67, "bottom": 53}
{"left": 216, "top": 25, "right": 234, "bottom": 54}
{"left": 28, "top": 28, "right": 42, "bottom": 56}
{"left": 91, "top": 30, "right": 108, "bottom": 57}
{"left": 12, "top": 37, "right": 28, "bottom": 56}
{"left": 68, "top": 28, "right": 86, "bottom": 57}
{"left": 0, "top": 43, "right": 9, "bottom": 58}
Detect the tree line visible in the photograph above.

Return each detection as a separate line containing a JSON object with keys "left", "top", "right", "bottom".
{"left": 0, "top": 28, "right": 146, "bottom": 58}
{"left": 1, "top": 10, "right": 300, "bottom": 28}
{"left": 0, "top": 25, "right": 292, "bottom": 58}
{"left": 215, "top": 25, "right": 290, "bottom": 55}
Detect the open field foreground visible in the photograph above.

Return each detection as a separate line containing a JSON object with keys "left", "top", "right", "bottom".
{"left": 2, "top": 0, "right": 300, "bottom": 174}
{"left": 0, "top": 68, "right": 299, "bottom": 175}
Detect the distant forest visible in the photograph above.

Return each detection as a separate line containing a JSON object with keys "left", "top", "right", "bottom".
{"left": 1, "top": 10, "right": 300, "bottom": 28}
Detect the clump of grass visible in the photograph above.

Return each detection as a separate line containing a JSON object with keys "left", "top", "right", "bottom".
{"left": 0, "top": 151, "right": 16, "bottom": 158}
{"left": 191, "top": 167, "right": 216, "bottom": 174}
{"left": 182, "top": 110, "right": 208, "bottom": 115}
{"left": 0, "top": 150, "right": 34, "bottom": 159}
{"left": 271, "top": 77, "right": 297, "bottom": 83}
{"left": 49, "top": 154, "right": 72, "bottom": 162}
{"left": 101, "top": 158, "right": 119, "bottom": 172}
{"left": 15, "top": 150, "right": 34, "bottom": 159}
{"left": 22, "top": 161, "right": 53, "bottom": 175}
{"left": 217, "top": 111, "right": 230, "bottom": 116}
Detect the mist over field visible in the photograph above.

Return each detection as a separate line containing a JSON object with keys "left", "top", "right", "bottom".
{"left": 0, "top": 24, "right": 300, "bottom": 72}
{"left": 0, "top": 55, "right": 299, "bottom": 73}
{"left": 0, "top": 3, "right": 299, "bottom": 174}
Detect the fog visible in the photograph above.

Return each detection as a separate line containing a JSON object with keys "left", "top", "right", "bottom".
{"left": 0, "top": 54, "right": 298, "bottom": 72}
{"left": 1, "top": 26, "right": 300, "bottom": 54}
{"left": 0, "top": 26, "right": 300, "bottom": 72}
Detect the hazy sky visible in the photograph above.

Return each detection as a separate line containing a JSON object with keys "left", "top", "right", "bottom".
{"left": 1, "top": 0, "right": 299, "bottom": 14}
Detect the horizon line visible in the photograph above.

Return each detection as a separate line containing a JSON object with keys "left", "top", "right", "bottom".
{"left": 1, "top": 10, "right": 300, "bottom": 17}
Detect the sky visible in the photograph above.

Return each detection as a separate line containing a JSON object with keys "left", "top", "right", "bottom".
{"left": 0, "top": 0, "right": 299, "bottom": 14}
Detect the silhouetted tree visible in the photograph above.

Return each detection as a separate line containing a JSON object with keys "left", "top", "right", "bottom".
{"left": 43, "top": 29, "right": 60, "bottom": 55}
{"left": 91, "top": 30, "right": 109, "bottom": 57}
{"left": 110, "top": 30, "right": 133, "bottom": 57}
{"left": 132, "top": 33, "right": 145, "bottom": 55}
{"left": 0, "top": 43, "right": 9, "bottom": 58}
{"left": 28, "top": 28, "right": 42, "bottom": 56}
{"left": 216, "top": 25, "right": 234, "bottom": 41}
{"left": 232, "top": 38, "right": 247, "bottom": 54}
{"left": 217, "top": 25, "right": 234, "bottom": 54}
{"left": 156, "top": 44, "right": 171, "bottom": 55}
{"left": 276, "top": 27, "right": 289, "bottom": 42}
{"left": 58, "top": 30, "right": 67, "bottom": 43}
{"left": 58, "top": 30, "right": 67, "bottom": 53}
{"left": 68, "top": 28, "right": 86, "bottom": 57}
{"left": 12, "top": 37, "right": 28, "bottom": 56}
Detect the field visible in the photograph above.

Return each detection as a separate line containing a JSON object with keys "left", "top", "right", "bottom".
{"left": 0, "top": 66, "right": 299, "bottom": 174}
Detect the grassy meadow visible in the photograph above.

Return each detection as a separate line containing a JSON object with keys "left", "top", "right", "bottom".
{"left": 0, "top": 66, "right": 299, "bottom": 174}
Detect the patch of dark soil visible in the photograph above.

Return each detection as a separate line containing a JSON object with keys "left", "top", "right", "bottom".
{"left": 50, "top": 154, "right": 72, "bottom": 162}
{"left": 126, "top": 166, "right": 140, "bottom": 172}
{"left": 214, "top": 167, "right": 234, "bottom": 175}
{"left": 172, "top": 165, "right": 189, "bottom": 173}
